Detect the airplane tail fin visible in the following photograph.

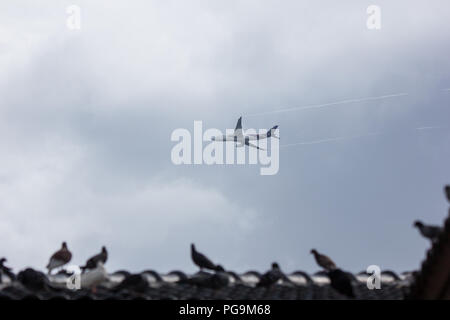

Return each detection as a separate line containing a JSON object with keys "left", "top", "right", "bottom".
{"left": 235, "top": 117, "right": 242, "bottom": 131}
{"left": 267, "top": 125, "right": 279, "bottom": 139}
{"left": 234, "top": 117, "right": 243, "bottom": 138}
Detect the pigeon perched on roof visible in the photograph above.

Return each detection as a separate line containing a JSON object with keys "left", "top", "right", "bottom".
{"left": 413, "top": 220, "right": 442, "bottom": 242}
{"left": 113, "top": 273, "right": 148, "bottom": 293}
{"left": 180, "top": 265, "right": 230, "bottom": 289}
{"left": 328, "top": 269, "right": 355, "bottom": 298}
{"left": 17, "top": 268, "right": 51, "bottom": 291}
{"left": 191, "top": 243, "right": 219, "bottom": 272}
{"left": 257, "top": 262, "right": 283, "bottom": 287}
{"left": 81, "top": 246, "right": 108, "bottom": 273}
{"left": 46, "top": 242, "right": 72, "bottom": 275}
{"left": 81, "top": 262, "right": 108, "bottom": 291}
{"left": 445, "top": 185, "right": 450, "bottom": 202}
{"left": 0, "top": 257, "right": 16, "bottom": 281}
{"left": 310, "top": 249, "right": 337, "bottom": 271}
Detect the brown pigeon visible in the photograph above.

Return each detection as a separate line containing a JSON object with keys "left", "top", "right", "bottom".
{"left": 311, "top": 249, "right": 337, "bottom": 271}
{"left": 46, "top": 242, "right": 72, "bottom": 275}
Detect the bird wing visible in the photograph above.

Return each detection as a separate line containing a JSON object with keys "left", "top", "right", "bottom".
{"left": 85, "top": 253, "right": 101, "bottom": 268}
{"left": 196, "top": 252, "right": 217, "bottom": 270}
{"left": 258, "top": 270, "right": 282, "bottom": 287}
{"left": 319, "top": 255, "right": 337, "bottom": 270}
{"left": 424, "top": 226, "right": 442, "bottom": 238}
{"left": 50, "top": 249, "right": 72, "bottom": 264}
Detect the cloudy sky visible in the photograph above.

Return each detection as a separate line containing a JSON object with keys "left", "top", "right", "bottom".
{"left": 0, "top": 1, "right": 449, "bottom": 275}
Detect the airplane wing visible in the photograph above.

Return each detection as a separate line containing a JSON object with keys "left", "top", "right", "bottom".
{"left": 211, "top": 134, "right": 236, "bottom": 141}
{"left": 245, "top": 140, "right": 265, "bottom": 151}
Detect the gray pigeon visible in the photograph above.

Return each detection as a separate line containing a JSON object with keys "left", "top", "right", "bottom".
{"left": 257, "top": 262, "right": 283, "bottom": 287}
{"left": 414, "top": 220, "right": 442, "bottom": 242}
{"left": 191, "top": 244, "right": 219, "bottom": 271}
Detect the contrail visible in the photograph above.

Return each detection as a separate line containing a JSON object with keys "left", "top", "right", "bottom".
{"left": 246, "top": 92, "right": 408, "bottom": 117}
{"left": 415, "top": 126, "right": 442, "bottom": 130}
{"left": 280, "top": 132, "right": 382, "bottom": 148}
{"left": 280, "top": 127, "right": 444, "bottom": 148}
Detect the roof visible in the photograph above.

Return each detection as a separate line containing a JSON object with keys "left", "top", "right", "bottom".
{"left": 2, "top": 186, "right": 449, "bottom": 300}
{"left": 0, "top": 268, "right": 410, "bottom": 300}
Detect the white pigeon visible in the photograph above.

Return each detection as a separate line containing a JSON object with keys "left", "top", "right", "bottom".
{"left": 80, "top": 262, "right": 108, "bottom": 290}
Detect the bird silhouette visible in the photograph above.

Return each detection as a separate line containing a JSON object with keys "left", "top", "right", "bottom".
{"left": 257, "top": 262, "right": 283, "bottom": 287}
{"left": 0, "top": 257, "right": 15, "bottom": 281}
{"left": 81, "top": 246, "right": 108, "bottom": 273}
{"left": 328, "top": 269, "right": 355, "bottom": 298}
{"left": 413, "top": 220, "right": 442, "bottom": 242}
{"left": 191, "top": 243, "right": 219, "bottom": 272}
{"left": 445, "top": 185, "right": 450, "bottom": 203}
{"left": 46, "top": 242, "right": 72, "bottom": 275}
{"left": 180, "top": 265, "right": 229, "bottom": 289}
{"left": 310, "top": 249, "right": 337, "bottom": 271}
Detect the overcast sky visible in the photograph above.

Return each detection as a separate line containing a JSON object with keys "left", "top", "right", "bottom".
{"left": 0, "top": 1, "right": 449, "bottom": 275}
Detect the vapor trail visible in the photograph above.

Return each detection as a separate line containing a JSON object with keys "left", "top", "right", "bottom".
{"left": 280, "top": 132, "right": 382, "bottom": 148}
{"left": 280, "top": 127, "right": 444, "bottom": 148}
{"left": 246, "top": 93, "right": 408, "bottom": 117}
{"left": 415, "top": 126, "right": 442, "bottom": 130}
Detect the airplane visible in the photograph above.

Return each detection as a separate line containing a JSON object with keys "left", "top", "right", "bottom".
{"left": 211, "top": 117, "right": 279, "bottom": 150}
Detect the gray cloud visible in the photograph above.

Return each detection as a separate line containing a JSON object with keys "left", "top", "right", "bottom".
{"left": 0, "top": 1, "right": 449, "bottom": 274}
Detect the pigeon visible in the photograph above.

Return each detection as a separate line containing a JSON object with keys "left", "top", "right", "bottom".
{"left": 113, "top": 273, "right": 148, "bottom": 293}
{"left": 17, "top": 268, "right": 51, "bottom": 291}
{"left": 0, "top": 257, "right": 15, "bottom": 281}
{"left": 328, "top": 269, "right": 355, "bottom": 298}
{"left": 257, "top": 262, "right": 283, "bottom": 287}
{"left": 46, "top": 242, "right": 72, "bottom": 275}
{"left": 310, "top": 249, "right": 337, "bottom": 271}
{"left": 191, "top": 243, "right": 219, "bottom": 272}
{"left": 413, "top": 220, "right": 442, "bottom": 242}
{"left": 445, "top": 185, "right": 450, "bottom": 202}
{"left": 81, "top": 262, "right": 108, "bottom": 291}
{"left": 207, "top": 265, "right": 230, "bottom": 289}
{"left": 180, "top": 265, "right": 229, "bottom": 289}
{"left": 81, "top": 246, "right": 108, "bottom": 273}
